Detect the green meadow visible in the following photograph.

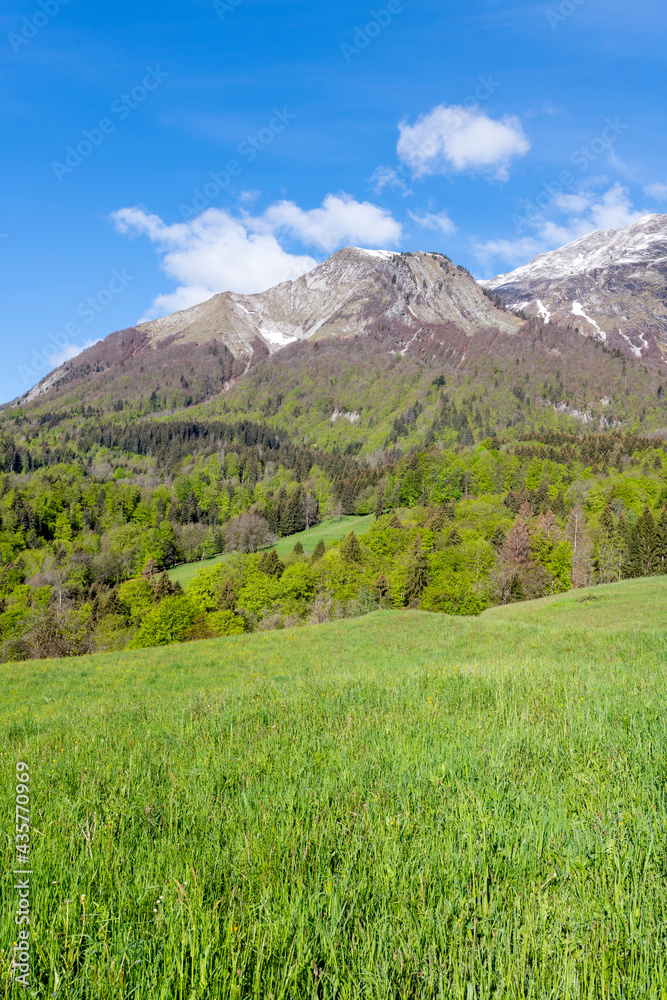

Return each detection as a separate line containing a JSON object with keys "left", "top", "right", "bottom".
{"left": 1, "top": 578, "right": 667, "bottom": 997}
{"left": 167, "top": 514, "right": 376, "bottom": 587}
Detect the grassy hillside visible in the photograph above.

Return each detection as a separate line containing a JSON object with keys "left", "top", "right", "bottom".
{"left": 484, "top": 574, "right": 667, "bottom": 630}
{"left": 2, "top": 580, "right": 667, "bottom": 996}
{"left": 167, "top": 514, "right": 376, "bottom": 587}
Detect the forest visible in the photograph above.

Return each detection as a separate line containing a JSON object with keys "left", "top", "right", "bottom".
{"left": 1, "top": 405, "right": 665, "bottom": 661}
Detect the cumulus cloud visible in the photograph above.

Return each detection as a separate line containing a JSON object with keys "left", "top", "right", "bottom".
{"left": 397, "top": 104, "right": 530, "bottom": 181}
{"left": 370, "top": 165, "right": 412, "bottom": 195}
{"left": 252, "top": 194, "right": 402, "bottom": 252}
{"left": 408, "top": 209, "right": 456, "bottom": 238}
{"left": 474, "top": 183, "right": 646, "bottom": 273}
{"left": 112, "top": 195, "right": 402, "bottom": 320}
{"left": 644, "top": 181, "right": 667, "bottom": 202}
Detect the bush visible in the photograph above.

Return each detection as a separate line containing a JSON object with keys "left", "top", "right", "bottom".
{"left": 128, "top": 597, "right": 197, "bottom": 649}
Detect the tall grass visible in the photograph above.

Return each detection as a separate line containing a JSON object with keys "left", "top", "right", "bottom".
{"left": 1, "top": 596, "right": 667, "bottom": 997}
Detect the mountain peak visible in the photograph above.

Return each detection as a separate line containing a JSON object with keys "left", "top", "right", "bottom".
{"left": 482, "top": 215, "right": 667, "bottom": 361}
{"left": 18, "top": 246, "right": 519, "bottom": 405}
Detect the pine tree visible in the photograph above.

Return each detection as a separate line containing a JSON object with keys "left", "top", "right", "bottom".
{"left": 552, "top": 491, "right": 566, "bottom": 519}
{"left": 490, "top": 525, "right": 506, "bottom": 550}
{"left": 445, "top": 528, "right": 462, "bottom": 547}
{"left": 154, "top": 572, "right": 174, "bottom": 601}
{"left": 375, "top": 489, "right": 385, "bottom": 521}
{"left": 217, "top": 578, "right": 237, "bottom": 611}
{"left": 258, "top": 549, "right": 285, "bottom": 577}
{"left": 404, "top": 537, "right": 431, "bottom": 605}
{"left": 311, "top": 539, "right": 326, "bottom": 562}
{"left": 637, "top": 506, "right": 657, "bottom": 576}
{"left": 655, "top": 506, "right": 667, "bottom": 575}
{"left": 292, "top": 541, "right": 304, "bottom": 556}
{"left": 341, "top": 531, "right": 362, "bottom": 562}
{"left": 341, "top": 479, "right": 356, "bottom": 515}
{"left": 373, "top": 573, "right": 391, "bottom": 609}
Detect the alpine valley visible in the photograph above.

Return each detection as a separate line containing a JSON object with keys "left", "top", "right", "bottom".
{"left": 1, "top": 219, "right": 667, "bottom": 664}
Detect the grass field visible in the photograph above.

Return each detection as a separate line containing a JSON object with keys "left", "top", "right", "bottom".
{"left": 1, "top": 578, "right": 667, "bottom": 997}
{"left": 167, "top": 514, "right": 376, "bottom": 587}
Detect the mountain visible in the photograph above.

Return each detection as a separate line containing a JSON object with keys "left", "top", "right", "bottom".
{"left": 481, "top": 215, "right": 667, "bottom": 362}
{"left": 19, "top": 248, "right": 520, "bottom": 406}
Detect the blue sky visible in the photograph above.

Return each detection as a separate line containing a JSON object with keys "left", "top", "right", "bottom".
{"left": 1, "top": 0, "right": 666, "bottom": 402}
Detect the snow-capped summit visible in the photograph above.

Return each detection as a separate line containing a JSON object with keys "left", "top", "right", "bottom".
{"left": 481, "top": 215, "right": 667, "bottom": 361}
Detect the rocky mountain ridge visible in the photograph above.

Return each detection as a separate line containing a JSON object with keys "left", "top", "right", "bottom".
{"left": 18, "top": 248, "right": 520, "bottom": 405}
{"left": 481, "top": 214, "right": 667, "bottom": 362}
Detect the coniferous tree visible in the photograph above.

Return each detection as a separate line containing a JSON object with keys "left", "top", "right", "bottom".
{"left": 490, "top": 525, "right": 506, "bottom": 550}
{"left": 311, "top": 539, "right": 326, "bottom": 562}
{"left": 258, "top": 549, "right": 285, "bottom": 578}
{"left": 445, "top": 528, "right": 462, "bottom": 547}
{"left": 154, "top": 572, "right": 174, "bottom": 602}
{"left": 341, "top": 531, "right": 362, "bottom": 562}
{"left": 637, "top": 506, "right": 657, "bottom": 576}
{"left": 404, "top": 537, "right": 431, "bottom": 605}
{"left": 375, "top": 489, "right": 385, "bottom": 521}
{"left": 218, "top": 578, "right": 237, "bottom": 611}
{"left": 292, "top": 541, "right": 304, "bottom": 556}
{"left": 655, "top": 506, "right": 667, "bottom": 575}
{"left": 373, "top": 573, "right": 391, "bottom": 609}
{"left": 552, "top": 491, "right": 566, "bottom": 519}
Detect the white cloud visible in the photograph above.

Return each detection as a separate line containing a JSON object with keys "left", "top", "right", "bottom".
{"left": 474, "top": 183, "right": 646, "bottom": 273}
{"left": 397, "top": 104, "right": 530, "bottom": 181}
{"left": 370, "top": 165, "right": 412, "bottom": 195}
{"left": 253, "top": 194, "right": 402, "bottom": 253}
{"left": 112, "top": 194, "right": 402, "bottom": 320}
{"left": 408, "top": 209, "right": 456, "bottom": 238}
{"left": 644, "top": 181, "right": 667, "bottom": 202}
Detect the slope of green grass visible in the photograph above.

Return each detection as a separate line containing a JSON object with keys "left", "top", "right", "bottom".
{"left": 167, "top": 514, "right": 375, "bottom": 586}
{"left": 483, "top": 574, "right": 667, "bottom": 630}
{"left": 2, "top": 581, "right": 667, "bottom": 997}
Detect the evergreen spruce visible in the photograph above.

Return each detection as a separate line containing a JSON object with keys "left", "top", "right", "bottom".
{"left": 373, "top": 573, "right": 391, "bottom": 609}
{"left": 154, "top": 572, "right": 174, "bottom": 602}
{"left": 637, "top": 506, "right": 657, "bottom": 576}
{"left": 656, "top": 506, "right": 667, "bottom": 574}
{"left": 375, "top": 489, "right": 385, "bottom": 521}
{"left": 292, "top": 541, "right": 305, "bottom": 556}
{"left": 218, "top": 578, "right": 237, "bottom": 611}
{"left": 404, "top": 537, "right": 431, "bottom": 605}
{"left": 311, "top": 539, "right": 326, "bottom": 562}
{"left": 258, "top": 549, "right": 285, "bottom": 578}
{"left": 445, "top": 528, "right": 462, "bottom": 547}
{"left": 341, "top": 531, "right": 362, "bottom": 562}
{"left": 490, "top": 525, "right": 506, "bottom": 550}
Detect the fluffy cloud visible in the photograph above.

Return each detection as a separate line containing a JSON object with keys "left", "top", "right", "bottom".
{"left": 397, "top": 104, "right": 530, "bottom": 181}
{"left": 408, "top": 209, "right": 456, "bottom": 238}
{"left": 644, "top": 181, "right": 667, "bottom": 202}
{"left": 252, "top": 194, "right": 402, "bottom": 252}
{"left": 112, "top": 195, "right": 402, "bottom": 320}
{"left": 475, "top": 183, "right": 646, "bottom": 272}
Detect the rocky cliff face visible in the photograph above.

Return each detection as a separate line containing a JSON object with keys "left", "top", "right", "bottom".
{"left": 20, "top": 248, "right": 520, "bottom": 403}
{"left": 481, "top": 215, "right": 667, "bottom": 362}
{"left": 138, "top": 246, "right": 520, "bottom": 352}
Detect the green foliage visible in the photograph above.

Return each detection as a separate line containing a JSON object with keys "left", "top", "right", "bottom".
{"left": 128, "top": 596, "right": 197, "bottom": 648}
{"left": 207, "top": 609, "right": 246, "bottom": 636}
